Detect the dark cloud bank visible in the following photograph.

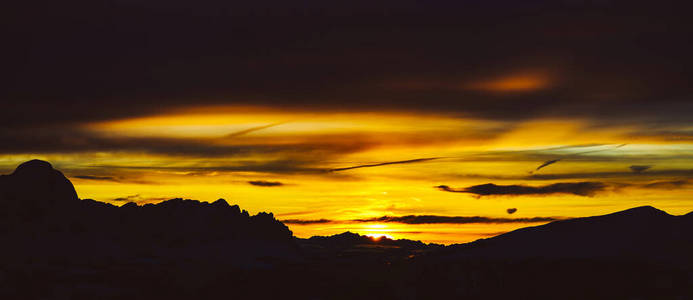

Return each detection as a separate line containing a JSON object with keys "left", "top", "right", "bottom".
{"left": 4, "top": 1, "right": 693, "bottom": 130}
{"left": 436, "top": 179, "right": 692, "bottom": 197}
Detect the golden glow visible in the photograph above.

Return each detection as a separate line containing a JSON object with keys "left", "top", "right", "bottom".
{"left": 365, "top": 234, "right": 394, "bottom": 241}
{"left": 2, "top": 105, "right": 692, "bottom": 244}
{"left": 88, "top": 109, "right": 486, "bottom": 138}
{"left": 468, "top": 72, "right": 551, "bottom": 92}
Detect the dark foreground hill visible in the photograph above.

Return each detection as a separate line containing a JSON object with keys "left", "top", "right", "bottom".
{"left": 0, "top": 160, "right": 297, "bottom": 266}
{"left": 1, "top": 160, "right": 692, "bottom": 299}
{"left": 441, "top": 205, "right": 693, "bottom": 262}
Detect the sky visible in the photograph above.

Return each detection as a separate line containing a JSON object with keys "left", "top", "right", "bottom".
{"left": 3, "top": 1, "right": 693, "bottom": 244}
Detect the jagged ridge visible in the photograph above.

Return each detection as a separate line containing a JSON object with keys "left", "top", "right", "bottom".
{"left": 0, "top": 160, "right": 294, "bottom": 247}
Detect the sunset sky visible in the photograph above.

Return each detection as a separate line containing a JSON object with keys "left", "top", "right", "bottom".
{"left": 3, "top": 1, "right": 693, "bottom": 243}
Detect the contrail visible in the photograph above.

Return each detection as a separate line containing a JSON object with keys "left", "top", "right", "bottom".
{"left": 574, "top": 143, "right": 627, "bottom": 155}
{"left": 329, "top": 157, "right": 441, "bottom": 172}
{"left": 225, "top": 122, "right": 285, "bottom": 138}
{"left": 532, "top": 144, "right": 627, "bottom": 173}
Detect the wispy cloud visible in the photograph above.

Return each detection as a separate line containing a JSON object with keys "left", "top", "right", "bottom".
{"left": 112, "top": 194, "right": 142, "bottom": 202}
{"left": 225, "top": 122, "right": 285, "bottom": 138}
{"left": 630, "top": 165, "right": 652, "bottom": 173}
{"left": 329, "top": 157, "right": 440, "bottom": 172}
{"left": 248, "top": 180, "right": 283, "bottom": 187}
{"left": 352, "top": 215, "right": 559, "bottom": 224}
{"left": 281, "top": 215, "right": 559, "bottom": 225}
{"left": 534, "top": 159, "right": 560, "bottom": 172}
{"left": 640, "top": 179, "right": 691, "bottom": 189}
{"left": 73, "top": 175, "right": 119, "bottom": 182}
{"left": 530, "top": 144, "right": 627, "bottom": 173}
{"left": 525, "top": 169, "right": 693, "bottom": 181}
{"left": 111, "top": 194, "right": 172, "bottom": 203}
{"left": 281, "top": 219, "right": 332, "bottom": 224}
{"left": 436, "top": 182, "right": 608, "bottom": 197}
{"left": 436, "top": 178, "right": 693, "bottom": 198}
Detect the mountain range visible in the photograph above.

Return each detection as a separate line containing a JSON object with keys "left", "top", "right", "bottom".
{"left": 1, "top": 160, "right": 691, "bottom": 299}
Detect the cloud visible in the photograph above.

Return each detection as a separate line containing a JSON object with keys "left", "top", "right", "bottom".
{"left": 111, "top": 194, "right": 172, "bottom": 204}
{"left": 329, "top": 157, "right": 440, "bottom": 172}
{"left": 225, "top": 122, "right": 285, "bottom": 138}
{"left": 641, "top": 179, "right": 691, "bottom": 189}
{"left": 284, "top": 215, "right": 560, "bottom": 225}
{"left": 466, "top": 73, "right": 551, "bottom": 92}
{"left": 507, "top": 208, "right": 517, "bottom": 214}
{"left": 630, "top": 165, "right": 652, "bottom": 173}
{"left": 534, "top": 159, "right": 561, "bottom": 172}
{"left": 4, "top": 1, "right": 693, "bottom": 131}
{"left": 530, "top": 144, "right": 627, "bottom": 173}
{"left": 95, "top": 160, "right": 325, "bottom": 175}
{"left": 275, "top": 210, "right": 324, "bottom": 217}
{"left": 73, "top": 175, "right": 119, "bottom": 182}
{"left": 112, "top": 194, "right": 142, "bottom": 202}
{"left": 436, "top": 182, "right": 609, "bottom": 197}
{"left": 353, "top": 215, "right": 558, "bottom": 224}
{"left": 280, "top": 219, "right": 332, "bottom": 225}
{"left": 436, "top": 178, "right": 693, "bottom": 198}
{"left": 0, "top": 129, "right": 372, "bottom": 158}
{"left": 248, "top": 180, "right": 283, "bottom": 187}
{"left": 524, "top": 169, "right": 693, "bottom": 181}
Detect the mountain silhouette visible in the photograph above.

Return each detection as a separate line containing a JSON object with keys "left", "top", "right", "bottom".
{"left": 0, "top": 160, "right": 297, "bottom": 268}
{"left": 1, "top": 160, "right": 692, "bottom": 299}
{"left": 0, "top": 160, "right": 79, "bottom": 223}
{"left": 440, "top": 205, "right": 693, "bottom": 263}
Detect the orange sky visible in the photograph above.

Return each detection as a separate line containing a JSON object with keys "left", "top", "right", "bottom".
{"left": 2, "top": 106, "right": 691, "bottom": 244}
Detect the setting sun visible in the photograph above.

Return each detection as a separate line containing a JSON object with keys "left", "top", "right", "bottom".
{"left": 364, "top": 234, "right": 394, "bottom": 241}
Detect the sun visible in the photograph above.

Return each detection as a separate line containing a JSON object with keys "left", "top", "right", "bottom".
{"left": 361, "top": 224, "right": 395, "bottom": 241}
{"left": 364, "top": 233, "right": 394, "bottom": 241}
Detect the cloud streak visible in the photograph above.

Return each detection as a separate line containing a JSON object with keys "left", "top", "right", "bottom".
{"left": 630, "top": 165, "right": 652, "bottom": 173}
{"left": 352, "top": 215, "right": 559, "bottom": 224}
{"left": 248, "top": 180, "right": 284, "bottom": 187}
{"left": 112, "top": 194, "right": 142, "bottom": 202}
{"left": 534, "top": 159, "right": 561, "bottom": 172}
{"left": 640, "top": 179, "right": 691, "bottom": 189}
{"left": 73, "top": 175, "right": 119, "bottom": 182}
{"left": 436, "top": 178, "right": 693, "bottom": 197}
{"left": 281, "top": 215, "right": 559, "bottom": 225}
{"left": 329, "top": 157, "right": 440, "bottom": 172}
{"left": 281, "top": 219, "right": 332, "bottom": 225}
{"left": 531, "top": 144, "right": 627, "bottom": 173}
{"left": 225, "top": 122, "right": 285, "bottom": 138}
{"left": 436, "top": 182, "right": 609, "bottom": 197}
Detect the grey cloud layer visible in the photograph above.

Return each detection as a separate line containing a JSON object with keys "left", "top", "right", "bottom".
{"left": 4, "top": 1, "right": 693, "bottom": 129}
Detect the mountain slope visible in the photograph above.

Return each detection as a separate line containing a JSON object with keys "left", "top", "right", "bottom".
{"left": 442, "top": 206, "right": 693, "bottom": 262}
{"left": 0, "top": 160, "right": 298, "bottom": 265}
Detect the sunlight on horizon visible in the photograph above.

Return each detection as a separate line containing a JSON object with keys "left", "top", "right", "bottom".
{"left": 1, "top": 105, "right": 692, "bottom": 244}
